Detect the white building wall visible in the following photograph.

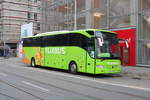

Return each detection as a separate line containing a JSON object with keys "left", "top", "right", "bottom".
{"left": 0, "top": 0, "right": 41, "bottom": 44}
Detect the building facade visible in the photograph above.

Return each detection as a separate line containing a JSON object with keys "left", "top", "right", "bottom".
{"left": 41, "top": 0, "right": 150, "bottom": 66}
{"left": 0, "top": 0, "right": 41, "bottom": 49}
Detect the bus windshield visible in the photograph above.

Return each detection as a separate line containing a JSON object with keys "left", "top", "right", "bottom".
{"left": 96, "top": 31, "right": 120, "bottom": 59}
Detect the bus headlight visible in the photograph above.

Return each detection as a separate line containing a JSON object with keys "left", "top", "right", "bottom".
{"left": 97, "top": 65, "right": 104, "bottom": 68}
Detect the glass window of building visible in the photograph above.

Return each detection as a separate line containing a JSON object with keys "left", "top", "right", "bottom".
{"left": 34, "top": 0, "right": 37, "bottom": 3}
{"left": 138, "top": 41, "right": 150, "bottom": 64}
{"left": 34, "top": 13, "right": 37, "bottom": 21}
{"left": 138, "top": 15, "right": 150, "bottom": 64}
{"left": 37, "top": 23, "right": 40, "bottom": 31}
{"left": 142, "top": 16, "right": 150, "bottom": 39}
{"left": 109, "top": 15, "right": 136, "bottom": 28}
{"left": 0, "top": 11, "right": 1, "bottom": 18}
{"left": 91, "top": 0, "right": 106, "bottom": 10}
{"left": 77, "top": 0, "right": 85, "bottom": 13}
{"left": 110, "top": 0, "right": 134, "bottom": 16}
{"left": 77, "top": 17, "right": 85, "bottom": 29}
{"left": 90, "top": 0, "right": 107, "bottom": 29}
{"left": 141, "top": 0, "right": 150, "bottom": 11}
{"left": 58, "top": 4, "right": 68, "bottom": 16}
{"left": 92, "top": 11, "right": 106, "bottom": 29}
{"left": 27, "top": 12, "right": 31, "bottom": 20}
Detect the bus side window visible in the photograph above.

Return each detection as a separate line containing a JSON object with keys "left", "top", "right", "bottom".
{"left": 68, "top": 33, "right": 80, "bottom": 47}
{"left": 87, "top": 38, "right": 94, "bottom": 58}
{"left": 44, "top": 35, "right": 55, "bottom": 46}
{"left": 23, "top": 38, "right": 27, "bottom": 47}
{"left": 80, "top": 35, "right": 87, "bottom": 49}
{"left": 23, "top": 38, "right": 32, "bottom": 47}
{"left": 32, "top": 38, "right": 36, "bottom": 46}
{"left": 61, "top": 34, "right": 69, "bottom": 46}
{"left": 41, "top": 37, "right": 45, "bottom": 47}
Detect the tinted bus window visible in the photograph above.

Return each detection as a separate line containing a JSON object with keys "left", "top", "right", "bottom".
{"left": 23, "top": 38, "right": 32, "bottom": 47}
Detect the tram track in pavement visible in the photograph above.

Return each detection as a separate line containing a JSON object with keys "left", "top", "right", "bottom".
{"left": 1, "top": 63, "right": 150, "bottom": 100}
{"left": 0, "top": 79, "right": 44, "bottom": 100}
{"left": 0, "top": 78, "right": 87, "bottom": 100}
{"left": 0, "top": 92, "right": 19, "bottom": 100}
{"left": 0, "top": 69, "right": 103, "bottom": 100}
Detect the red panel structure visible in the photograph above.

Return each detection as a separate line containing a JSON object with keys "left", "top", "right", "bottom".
{"left": 113, "top": 27, "right": 136, "bottom": 66}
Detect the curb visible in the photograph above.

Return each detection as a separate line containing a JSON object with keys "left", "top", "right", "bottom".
{"left": 121, "top": 71, "right": 150, "bottom": 80}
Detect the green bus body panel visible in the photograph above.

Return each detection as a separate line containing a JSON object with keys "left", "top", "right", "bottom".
{"left": 44, "top": 47, "right": 86, "bottom": 72}
{"left": 23, "top": 47, "right": 41, "bottom": 65}
{"left": 95, "top": 59, "right": 121, "bottom": 74}
{"left": 40, "top": 47, "right": 45, "bottom": 65}
{"left": 23, "top": 46, "right": 121, "bottom": 74}
{"left": 86, "top": 54, "right": 95, "bottom": 74}
{"left": 22, "top": 29, "right": 121, "bottom": 74}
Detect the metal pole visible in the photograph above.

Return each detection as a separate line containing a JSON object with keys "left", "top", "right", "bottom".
{"left": 107, "top": 0, "right": 110, "bottom": 29}
{"left": 136, "top": 0, "right": 141, "bottom": 65}
{"left": 3, "top": 40, "right": 5, "bottom": 57}
{"left": 74, "top": 0, "right": 77, "bottom": 30}
{"left": 67, "top": 0, "right": 69, "bottom": 30}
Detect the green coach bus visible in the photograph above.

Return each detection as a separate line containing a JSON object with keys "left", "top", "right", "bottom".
{"left": 22, "top": 29, "right": 121, "bottom": 74}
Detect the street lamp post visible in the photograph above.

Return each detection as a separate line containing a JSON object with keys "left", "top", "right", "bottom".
{"left": 74, "top": 0, "right": 77, "bottom": 30}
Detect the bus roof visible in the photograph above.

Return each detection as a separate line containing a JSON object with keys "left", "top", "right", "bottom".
{"left": 23, "top": 29, "right": 116, "bottom": 39}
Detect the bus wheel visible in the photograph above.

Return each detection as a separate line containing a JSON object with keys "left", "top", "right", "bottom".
{"left": 69, "top": 62, "right": 77, "bottom": 74}
{"left": 31, "top": 58, "right": 36, "bottom": 67}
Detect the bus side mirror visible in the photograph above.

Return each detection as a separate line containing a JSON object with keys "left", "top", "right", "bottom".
{"left": 119, "top": 39, "right": 129, "bottom": 48}
{"left": 125, "top": 40, "right": 129, "bottom": 48}
{"left": 98, "top": 38, "right": 103, "bottom": 46}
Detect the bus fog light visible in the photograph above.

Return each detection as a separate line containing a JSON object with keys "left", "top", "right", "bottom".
{"left": 97, "top": 65, "right": 104, "bottom": 68}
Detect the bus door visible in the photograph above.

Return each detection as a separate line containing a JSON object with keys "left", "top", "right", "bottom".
{"left": 86, "top": 38, "right": 95, "bottom": 74}
{"left": 86, "top": 53, "right": 95, "bottom": 74}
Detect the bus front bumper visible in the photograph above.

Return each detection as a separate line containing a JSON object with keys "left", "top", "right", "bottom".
{"left": 95, "top": 65, "right": 121, "bottom": 74}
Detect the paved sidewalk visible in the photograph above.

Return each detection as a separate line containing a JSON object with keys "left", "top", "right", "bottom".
{"left": 121, "top": 66, "right": 150, "bottom": 80}
{"left": 0, "top": 57, "right": 10, "bottom": 60}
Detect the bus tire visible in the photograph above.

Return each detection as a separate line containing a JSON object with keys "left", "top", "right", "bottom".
{"left": 69, "top": 62, "right": 77, "bottom": 74}
{"left": 31, "top": 58, "right": 36, "bottom": 67}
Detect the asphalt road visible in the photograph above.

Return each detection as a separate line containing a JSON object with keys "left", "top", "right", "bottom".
{"left": 0, "top": 58, "right": 150, "bottom": 100}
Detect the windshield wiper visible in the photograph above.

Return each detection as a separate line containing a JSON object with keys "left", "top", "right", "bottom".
{"left": 99, "top": 57, "right": 108, "bottom": 61}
